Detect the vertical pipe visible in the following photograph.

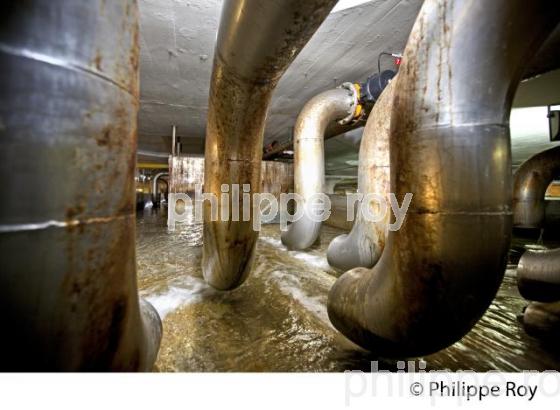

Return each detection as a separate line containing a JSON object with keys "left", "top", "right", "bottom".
{"left": 327, "top": 78, "right": 396, "bottom": 270}
{"left": 0, "top": 0, "right": 161, "bottom": 370}
{"left": 281, "top": 85, "right": 358, "bottom": 250}
{"left": 203, "top": 0, "right": 338, "bottom": 290}
{"left": 327, "top": 0, "right": 560, "bottom": 357}
{"left": 171, "top": 125, "right": 177, "bottom": 156}
{"left": 151, "top": 172, "right": 169, "bottom": 206}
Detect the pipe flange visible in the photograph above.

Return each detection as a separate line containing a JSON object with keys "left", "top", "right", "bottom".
{"left": 337, "top": 82, "right": 360, "bottom": 125}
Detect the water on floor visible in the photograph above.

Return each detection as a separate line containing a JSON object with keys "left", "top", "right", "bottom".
{"left": 136, "top": 209, "right": 560, "bottom": 372}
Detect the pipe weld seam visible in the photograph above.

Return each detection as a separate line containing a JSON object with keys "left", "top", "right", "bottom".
{"left": 296, "top": 137, "right": 325, "bottom": 141}
{"left": 0, "top": 43, "right": 137, "bottom": 99}
{"left": 224, "top": 158, "right": 262, "bottom": 164}
{"left": 416, "top": 122, "right": 510, "bottom": 131}
{"left": 0, "top": 213, "right": 134, "bottom": 233}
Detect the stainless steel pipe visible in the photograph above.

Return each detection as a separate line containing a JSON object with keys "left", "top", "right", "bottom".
{"left": 327, "top": 0, "right": 559, "bottom": 357}
{"left": 203, "top": 0, "right": 338, "bottom": 290}
{"left": 151, "top": 172, "right": 169, "bottom": 206}
{"left": 0, "top": 0, "right": 161, "bottom": 370}
{"left": 513, "top": 146, "right": 560, "bottom": 229}
{"left": 327, "top": 78, "right": 396, "bottom": 270}
{"left": 522, "top": 301, "right": 560, "bottom": 340}
{"left": 518, "top": 248, "right": 560, "bottom": 303}
{"left": 281, "top": 86, "right": 358, "bottom": 250}
{"left": 262, "top": 106, "right": 370, "bottom": 160}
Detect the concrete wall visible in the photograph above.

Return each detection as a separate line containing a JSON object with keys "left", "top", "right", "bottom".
{"left": 169, "top": 156, "right": 205, "bottom": 193}
{"left": 324, "top": 194, "right": 355, "bottom": 231}
{"left": 260, "top": 160, "right": 294, "bottom": 200}
{"left": 168, "top": 156, "right": 293, "bottom": 197}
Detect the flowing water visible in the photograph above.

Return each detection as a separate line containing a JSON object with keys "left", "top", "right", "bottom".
{"left": 136, "top": 209, "right": 560, "bottom": 372}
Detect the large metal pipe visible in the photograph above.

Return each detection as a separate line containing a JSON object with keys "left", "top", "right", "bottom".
{"left": 0, "top": 0, "right": 161, "bottom": 370}
{"left": 203, "top": 0, "right": 338, "bottom": 290}
{"left": 281, "top": 85, "right": 358, "bottom": 250}
{"left": 513, "top": 146, "right": 560, "bottom": 229}
{"left": 517, "top": 248, "right": 560, "bottom": 303}
{"left": 522, "top": 301, "right": 560, "bottom": 340}
{"left": 262, "top": 110, "right": 370, "bottom": 160}
{"left": 327, "top": 0, "right": 559, "bottom": 357}
{"left": 327, "top": 78, "right": 396, "bottom": 270}
{"left": 151, "top": 172, "right": 169, "bottom": 206}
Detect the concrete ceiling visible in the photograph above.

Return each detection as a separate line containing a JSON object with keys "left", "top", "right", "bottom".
{"left": 137, "top": 0, "right": 423, "bottom": 158}
{"left": 137, "top": 0, "right": 560, "bottom": 175}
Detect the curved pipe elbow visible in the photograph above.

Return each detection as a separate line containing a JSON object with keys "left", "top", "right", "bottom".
{"left": 522, "top": 302, "right": 560, "bottom": 340}
{"left": 152, "top": 172, "right": 169, "bottom": 194}
{"left": 151, "top": 172, "right": 169, "bottom": 204}
{"left": 203, "top": 219, "right": 258, "bottom": 290}
{"left": 327, "top": 0, "right": 559, "bottom": 358}
{"left": 203, "top": 0, "right": 339, "bottom": 290}
{"left": 513, "top": 146, "right": 560, "bottom": 229}
{"left": 517, "top": 248, "right": 560, "bottom": 303}
{"left": 328, "top": 219, "right": 512, "bottom": 357}
{"left": 281, "top": 87, "right": 358, "bottom": 250}
{"left": 327, "top": 77, "right": 396, "bottom": 271}
{"left": 138, "top": 298, "right": 163, "bottom": 370}
{"left": 281, "top": 215, "right": 321, "bottom": 250}
{"left": 326, "top": 229, "right": 378, "bottom": 271}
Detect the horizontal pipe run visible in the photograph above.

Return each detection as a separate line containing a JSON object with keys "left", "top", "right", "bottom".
{"left": 517, "top": 248, "right": 560, "bottom": 303}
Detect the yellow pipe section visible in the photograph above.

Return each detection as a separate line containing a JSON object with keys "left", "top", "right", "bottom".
{"left": 137, "top": 162, "right": 169, "bottom": 170}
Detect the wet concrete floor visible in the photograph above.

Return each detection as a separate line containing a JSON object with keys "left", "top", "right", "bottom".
{"left": 136, "top": 209, "right": 560, "bottom": 372}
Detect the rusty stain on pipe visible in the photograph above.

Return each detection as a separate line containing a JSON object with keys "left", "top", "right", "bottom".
{"left": 327, "top": 78, "right": 396, "bottom": 270}
{"left": 0, "top": 0, "right": 161, "bottom": 370}
{"left": 203, "top": 0, "right": 339, "bottom": 290}
{"left": 327, "top": 0, "right": 560, "bottom": 357}
{"left": 513, "top": 146, "right": 560, "bottom": 229}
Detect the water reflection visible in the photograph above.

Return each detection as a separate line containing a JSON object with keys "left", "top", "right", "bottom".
{"left": 136, "top": 209, "right": 560, "bottom": 372}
